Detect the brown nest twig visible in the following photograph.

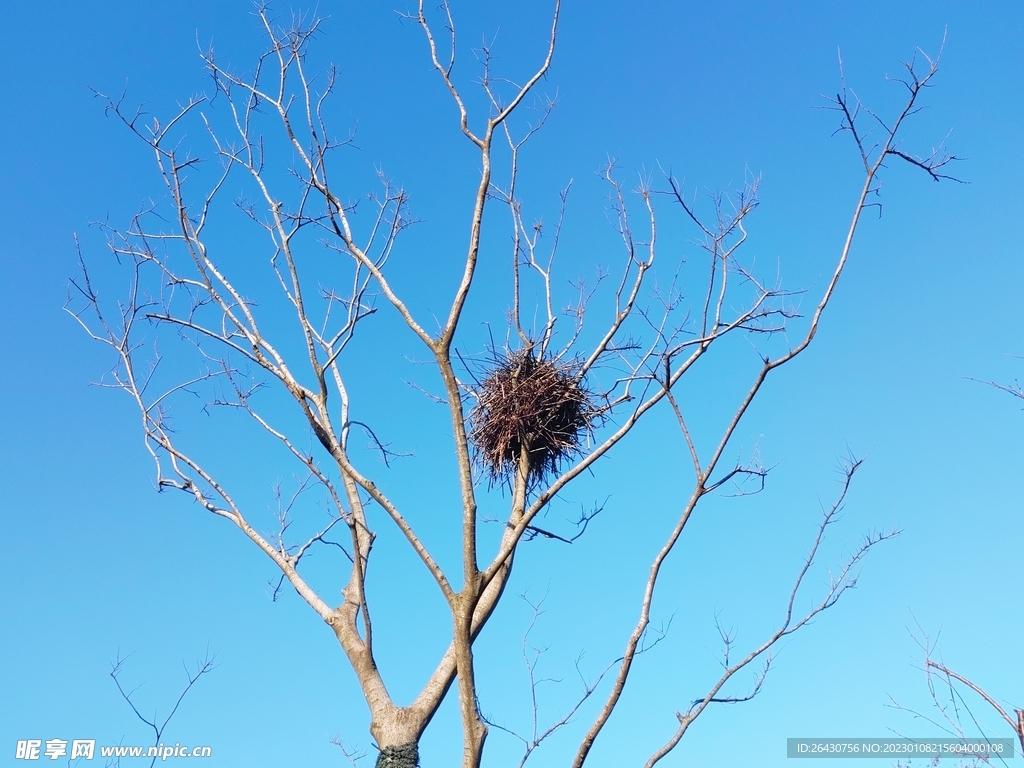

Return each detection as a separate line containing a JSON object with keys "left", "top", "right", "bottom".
{"left": 469, "top": 349, "right": 596, "bottom": 486}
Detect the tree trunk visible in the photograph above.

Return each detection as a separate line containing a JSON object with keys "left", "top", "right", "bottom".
{"left": 375, "top": 743, "right": 419, "bottom": 768}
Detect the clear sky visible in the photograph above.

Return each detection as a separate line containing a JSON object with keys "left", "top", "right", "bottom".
{"left": 1, "top": 2, "right": 1021, "bottom": 767}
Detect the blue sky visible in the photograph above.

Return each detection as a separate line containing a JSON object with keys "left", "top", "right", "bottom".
{"left": 1, "top": 2, "right": 1022, "bottom": 767}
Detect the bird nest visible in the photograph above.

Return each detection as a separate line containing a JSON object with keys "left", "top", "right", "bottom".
{"left": 469, "top": 349, "right": 596, "bottom": 486}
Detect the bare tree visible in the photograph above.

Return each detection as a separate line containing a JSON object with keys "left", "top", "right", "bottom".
{"left": 103, "top": 651, "right": 216, "bottom": 768}
{"left": 889, "top": 629, "right": 1022, "bottom": 765}
{"left": 923, "top": 660, "right": 1024, "bottom": 758}
{"left": 888, "top": 371, "right": 1024, "bottom": 766}
{"left": 969, "top": 358, "right": 1024, "bottom": 403}
{"left": 69, "top": 4, "right": 958, "bottom": 767}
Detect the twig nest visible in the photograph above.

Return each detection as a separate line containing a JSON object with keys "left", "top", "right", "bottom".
{"left": 469, "top": 349, "right": 594, "bottom": 485}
